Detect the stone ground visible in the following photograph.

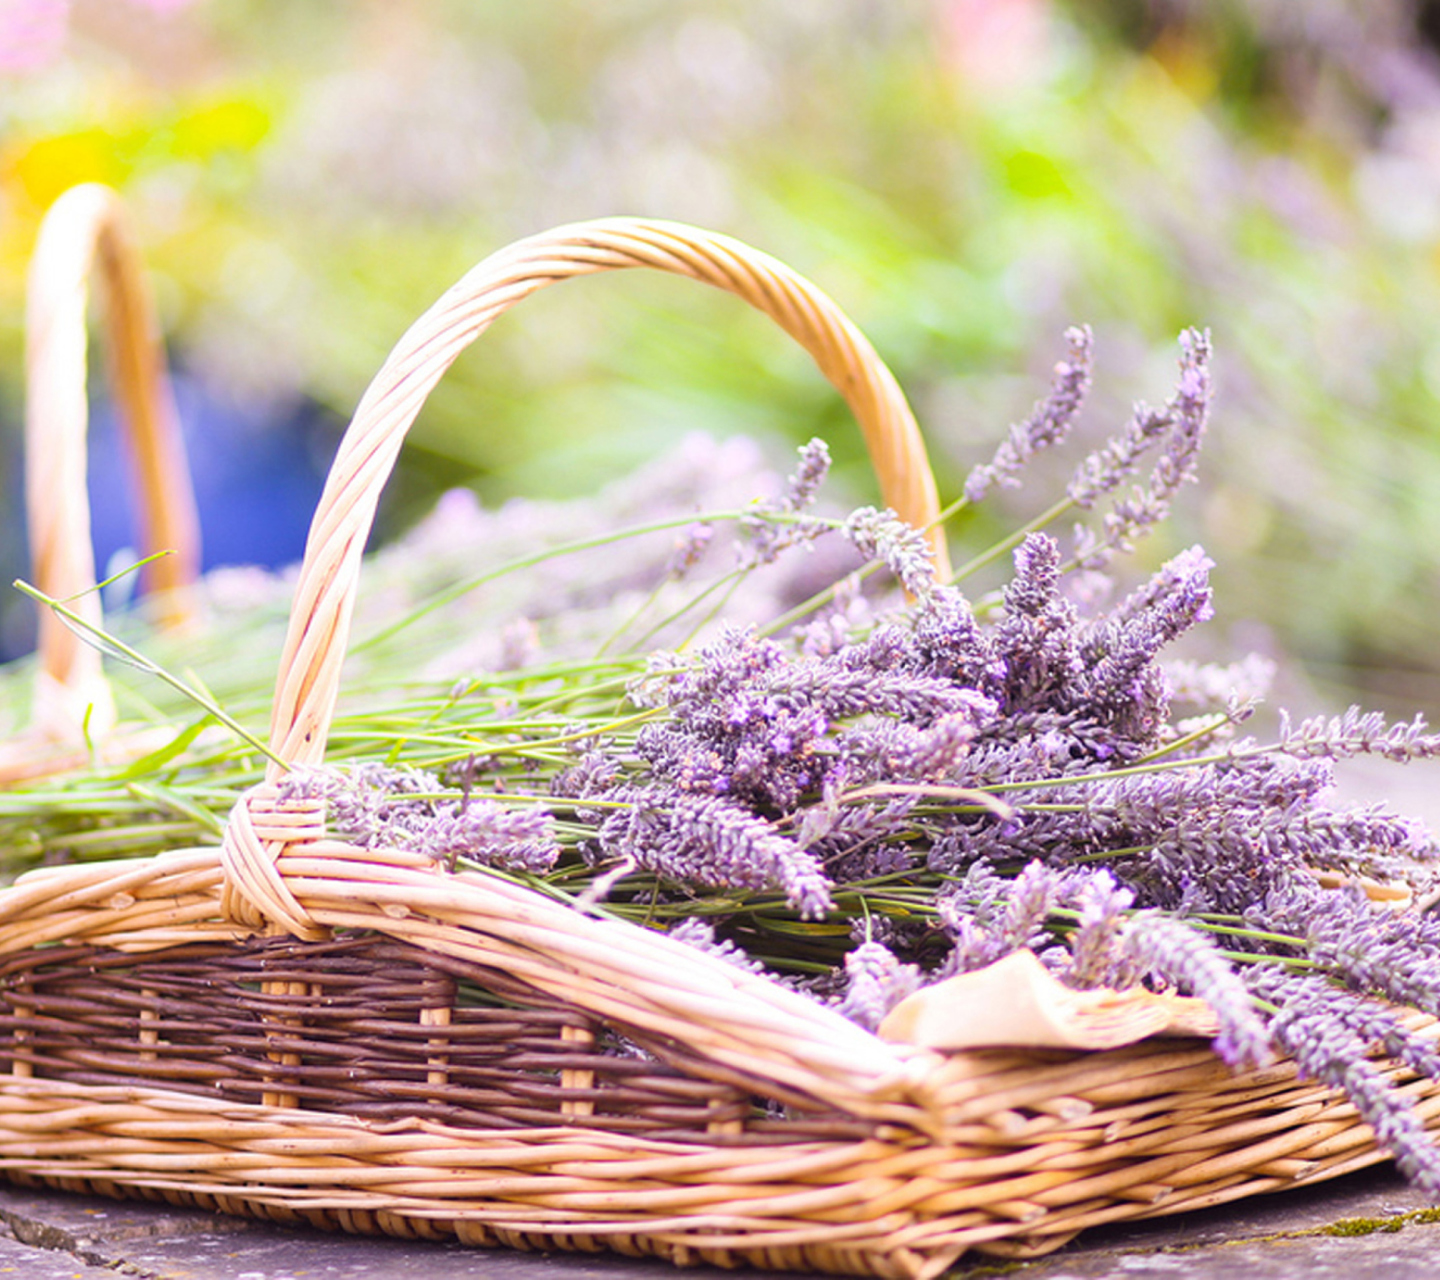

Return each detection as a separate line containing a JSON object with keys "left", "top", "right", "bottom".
{"left": 0, "top": 1164, "right": 1434, "bottom": 1280}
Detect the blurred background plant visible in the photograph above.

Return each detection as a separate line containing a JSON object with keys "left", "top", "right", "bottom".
{"left": 4, "top": 0, "right": 1440, "bottom": 717}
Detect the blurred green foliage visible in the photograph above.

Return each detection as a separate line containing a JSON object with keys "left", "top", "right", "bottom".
{"left": 5, "top": 0, "right": 1440, "bottom": 706}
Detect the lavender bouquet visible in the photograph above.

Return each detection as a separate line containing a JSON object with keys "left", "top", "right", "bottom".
{"left": 12, "top": 324, "right": 1440, "bottom": 1193}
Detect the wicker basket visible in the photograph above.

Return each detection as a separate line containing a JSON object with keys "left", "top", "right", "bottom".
{"left": 0, "top": 218, "right": 1435, "bottom": 1280}
{"left": 2, "top": 183, "right": 200, "bottom": 785}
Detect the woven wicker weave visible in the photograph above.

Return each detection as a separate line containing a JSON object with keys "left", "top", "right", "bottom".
{"left": 3, "top": 183, "right": 199, "bottom": 784}
{"left": 0, "top": 218, "right": 1434, "bottom": 1279}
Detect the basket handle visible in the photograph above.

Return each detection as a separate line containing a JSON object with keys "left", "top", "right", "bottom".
{"left": 263, "top": 217, "right": 946, "bottom": 774}
{"left": 24, "top": 183, "right": 202, "bottom": 742}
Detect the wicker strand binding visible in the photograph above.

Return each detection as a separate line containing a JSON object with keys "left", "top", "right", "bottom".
{"left": 0, "top": 218, "right": 1436, "bottom": 1279}
{"left": 4, "top": 183, "right": 201, "bottom": 783}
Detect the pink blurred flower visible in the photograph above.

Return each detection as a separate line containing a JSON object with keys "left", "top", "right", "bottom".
{"left": 0, "top": 0, "right": 69, "bottom": 73}
{"left": 0, "top": 0, "right": 195, "bottom": 73}
{"left": 935, "top": 0, "right": 1054, "bottom": 96}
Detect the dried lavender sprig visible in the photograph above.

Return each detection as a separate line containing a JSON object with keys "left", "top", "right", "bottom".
{"left": 1066, "top": 329, "right": 1210, "bottom": 509}
{"left": 737, "top": 438, "right": 834, "bottom": 568}
{"left": 666, "top": 522, "right": 714, "bottom": 579}
{"left": 1064, "top": 869, "right": 1135, "bottom": 988}
{"left": 1072, "top": 546, "right": 1215, "bottom": 741}
{"left": 928, "top": 757, "right": 1371, "bottom": 915}
{"left": 997, "top": 859, "right": 1066, "bottom": 955}
{"left": 842, "top": 506, "right": 937, "bottom": 599}
{"left": 1253, "top": 883, "right": 1440, "bottom": 1014}
{"left": 595, "top": 788, "right": 834, "bottom": 918}
{"left": 964, "top": 326, "right": 1095, "bottom": 503}
{"left": 1120, "top": 911, "right": 1272, "bottom": 1068}
{"left": 281, "top": 763, "right": 560, "bottom": 873}
{"left": 1069, "top": 329, "right": 1212, "bottom": 569}
{"left": 669, "top": 917, "right": 773, "bottom": 976}
{"left": 1277, "top": 706, "right": 1440, "bottom": 763}
{"left": 991, "top": 533, "right": 1083, "bottom": 712}
{"left": 1246, "top": 966, "right": 1440, "bottom": 1196}
{"left": 835, "top": 939, "right": 921, "bottom": 1031}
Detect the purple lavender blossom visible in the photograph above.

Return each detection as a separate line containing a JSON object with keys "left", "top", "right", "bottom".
{"left": 841, "top": 506, "right": 937, "bottom": 598}
{"left": 666, "top": 522, "right": 715, "bottom": 579}
{"left": 1252, "top": 883, "right": 1440, "bottom": 1014}
{"left": 835, "top": 940, "right": 921, "bottom": 1031}
{"left": 1073, "top": 547, "right": 1214, "bottom": 740}
{"left": 669, "top": 917, "right": 773, "bottom": 976}
{"left": 595, "top": 789, "right": 834, "bottom": 918}
{"left": 964, "top": 325, "right": 1094, "bottom": 504}
{"left": 633, "top": 625, "right": 996, "bottom": 810}
{"left": 1069, "top": 329, "right": 1212, "bottom": 568}
{"left": 935, "top": 860, "right": 1069, "bottom": 975}
{"left": 286, "top": 762, "right": 559, "bottom": 873}
{"left": 1247, "top": 966, "right": 1440, "bottom": 1196}
{"left": 1120, "top": 911, "right": 1272, "bottom": 1068}
{"left": 813, "top": 801, "right": 921, "bottom": 884}
{"left": 1277, "top": 706, "right": 1440, "bottom": 763}
{"left": 993, "top": 534, "right": 1084, "bottom": 712}
{"left": 1063, "top": 870, "right": 1136, "bottom": 989}
{"left": 909, "top": 588, "right": 1007, "bottom": 693}
{"left": 998, "top": 860, "right": 1066, "bottom": 954}
{"left": 927, "top": 756, "right": 1373, "bottom": 915}
{"left": 737, "top": 438, "right": 833, "bottom": 568}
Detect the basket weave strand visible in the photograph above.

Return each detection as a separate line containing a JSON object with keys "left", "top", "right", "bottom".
{"left": 17, "top": 183, "right": 200, "bottom": 758}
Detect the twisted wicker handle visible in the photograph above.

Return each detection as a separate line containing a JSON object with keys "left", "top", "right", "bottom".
{"left": 25, "top": 183, "right": 201, "bottom": 742}
{"left": 265, "top": 217, "right": 945, "bottom": 773}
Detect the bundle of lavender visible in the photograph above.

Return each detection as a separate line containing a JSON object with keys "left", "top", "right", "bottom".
{"left": 10, "top": 324, "right": 1440, "bottom": 1194}
{"left": 285, "top": 325, "right": 1440, "bottom": 1193}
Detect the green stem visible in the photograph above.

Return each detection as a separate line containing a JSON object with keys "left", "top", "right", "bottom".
{"left": 946, "top": 495, "right": 1076, "bottom": 585}
{"left": 13, "top": 579, "right": 286, "bottom": 769}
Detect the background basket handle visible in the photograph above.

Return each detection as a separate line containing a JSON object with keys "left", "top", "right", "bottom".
{"left": 24, "top": 183, "right": 201, "bottom": 743}
{"left": 265, "top": 217, "right": 946, "bottom": 772}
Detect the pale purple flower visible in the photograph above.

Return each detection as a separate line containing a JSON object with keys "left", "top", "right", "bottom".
{"left": 841, "top": 506, "right": 937, "bottom": 598}
{"left": 1277, "top": 705, "right": 1440, "bottom": 763}
{"left": 666, "top": 522, "right": 715, "bottom": 578}
{"left": 1069, "top": 329, "right": 1213, "bottom": 568}
{"left": 283, "top": 762, "right": 559, "bottom": 873}
{"left": 964, "top": 325, "right": 1094, "bottom": 503}
{"left": 737, "top": 438, "right": 833, "bottom": 567}
{"left": 1247, "top": 966, "right": 1440, "bottom": 1196}
{"left": 669, "top": 917, "right": 772, "bottom": 976}
{"left": 1120, "top": 911, "right": 1271, "bottom": 1068}
{"left": 596, "top": 789, "right": 834, "bottom": 918}
{"left": 1064, "top": 870, "right": 1136, "bottom": 988}
{"left": 994, "top": 534, "right": 1083, "bottom": 711}
{"left": 836, "top": 940, "right": 921, "bottom": 1031}
{"left": 1252, "top": 883, "right": 1440, "bottom": 1013}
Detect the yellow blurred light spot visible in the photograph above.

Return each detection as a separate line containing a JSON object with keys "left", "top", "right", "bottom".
{"left": 171, "top": 99, "right": 270, "bottom": 158}
{"left": 6, "top": 129, "right": 128, "bottom": 210}
{"left": 1002, "top": 148, "right": 1070, "bottom": 200}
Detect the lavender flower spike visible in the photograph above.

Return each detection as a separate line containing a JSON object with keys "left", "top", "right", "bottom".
{"left": 598, "top": 790, "right": 835, "bottom": 918}
{"left": 738, "top": 438, "right": 833, "bottom": 567}
{"left": 965, "top": 325, "right": 1094, "bottom": 503}
{"left": 1071, "top": 329, "right": 1213, "bottom": 568}
{"left": 1121, "top": 912, "right": 1272, "bottom": 1069}
{"left": 843, "top": 506, "right": 937, "bottom": 598}
{"left": 1277, "top": 705, "right": 1440, "bottom": 763}
{"left": 836, "top": 940, "right": 921, "bottom": 1031}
